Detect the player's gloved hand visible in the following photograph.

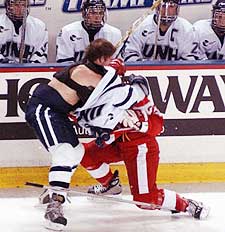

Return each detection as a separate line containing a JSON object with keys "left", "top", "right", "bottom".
{"left": 0, "top": 58, "right": 10, "bottom": 63}
{"left": 0, "top": 58, "right": 17, "bottom": 64}
{"left": 109, "top": 58, "right": 126, "bottom": 76}
{"left": 120, "top": 109, "right": 148, "bottom": 133}
{"left": 88, "top": 126, "right": 112, "bottom": 148}
{"left": 68, "top": 113, "right": 78, "bottom": 123}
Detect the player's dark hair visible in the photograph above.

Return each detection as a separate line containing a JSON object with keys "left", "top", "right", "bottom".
{"left": 84, "top": 38, "right": 116, "bottom": 63}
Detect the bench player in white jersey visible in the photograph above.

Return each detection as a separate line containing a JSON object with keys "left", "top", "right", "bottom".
{"left": 56, "top": 0, "right": 122, "bottom": 63}
{"left": 0, "top": 0, "right": 48, "bottom": 63}
{"left": 122, "top": 0, "right": 199, "bottom": 61}
{"left": 193, "top": 0, "right": 225, "bottom": 59}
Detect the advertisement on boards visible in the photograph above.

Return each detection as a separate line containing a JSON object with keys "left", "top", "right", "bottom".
{"left": 0, "top": 65, "right": 224, "bottom": 140}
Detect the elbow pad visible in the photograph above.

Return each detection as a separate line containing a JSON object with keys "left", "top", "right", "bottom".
{"left": 122, "top": 74, "right": 150, "bottom": 96}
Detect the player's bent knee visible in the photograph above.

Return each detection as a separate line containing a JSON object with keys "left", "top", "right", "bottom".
{"left": 49, "top": 143, "right": 85, "bottom": 167}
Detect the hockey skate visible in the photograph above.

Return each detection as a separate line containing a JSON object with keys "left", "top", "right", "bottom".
{"left": 88, "top": 170, "right": 122, "bottom": 195}
{"left": 44, "top": 193, "right": 67, "bottom": 231}
{"left": 186, "top": 199, "right": 210, "bottom": 220}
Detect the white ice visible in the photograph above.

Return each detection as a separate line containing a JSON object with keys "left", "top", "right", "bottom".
{"left": 0, "top": 192, "right": 224, "bottom": 232}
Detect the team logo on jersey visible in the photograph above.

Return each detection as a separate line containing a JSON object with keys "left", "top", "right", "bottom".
{"left": 62, "top": 0, "right": 213, "bottom": 13}
{"left": 70, "top": 34, "right": 82, "bottom": 41}
{"left": 0, "top": 25, "right": 11, "bottom": 33}
{"left": 0, "top": 0, "right": 46, "bottom": 8}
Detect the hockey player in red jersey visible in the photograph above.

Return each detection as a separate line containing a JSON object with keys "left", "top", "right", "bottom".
{"left": 79, "top": 59, "right": 210, "bottom": 220}
{"left": 80, "top": 101, "right": 209, "bottom": 219}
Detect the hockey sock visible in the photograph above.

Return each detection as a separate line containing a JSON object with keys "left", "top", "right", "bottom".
{"left": 175, "top": 194, "right": 189, "bottom": 212}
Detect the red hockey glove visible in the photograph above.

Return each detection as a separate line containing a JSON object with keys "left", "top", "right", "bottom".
{"left": 119, "top": 109, "right": 149, "bottom": 133}
{"left": 132, "top": 97, "right": 164, "bottom": 136}
{"left": 109, "top": 58, "right": 126, "bottom": 76}
{"left": 68, "top": 113, "right": 77, "bottom": 123}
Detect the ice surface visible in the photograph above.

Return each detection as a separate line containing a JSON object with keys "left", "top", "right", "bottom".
{"left": 0, "top": 192, "right": 224, "bottom": 232}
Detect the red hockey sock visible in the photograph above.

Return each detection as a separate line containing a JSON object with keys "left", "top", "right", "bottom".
{"left": 175, "top": 194, "right": 189, "bottom": 212}
{"left": 96, "top": 171, "right": 113, "bottom": 186}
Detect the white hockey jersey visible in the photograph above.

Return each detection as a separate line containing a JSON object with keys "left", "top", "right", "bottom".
{"left": 123, "top": 14, "right": 199, "bottom": 61}
{"left": 193, "top": 19, "right": 225, "bottom": 60}
{"left": 75, "top": 67, "right": 146, "bottom": 131}
{"left": 0, "top": 14, "right": 48, "bottom": 63}
{"left": 56, "top": 21, "right": 122, "bottom": 63}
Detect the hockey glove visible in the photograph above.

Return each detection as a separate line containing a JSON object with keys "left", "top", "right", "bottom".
{"left": 89, "top": 126, "right": 112, "bottom": 148}
{"left": 120, "top": 109, "right": 148, "bottom": 133}
{"left": 0, "top": 58, "right": 10, "bottom": 63}
{"left": 109, "top": 58, "right": 126, "bottom": 76}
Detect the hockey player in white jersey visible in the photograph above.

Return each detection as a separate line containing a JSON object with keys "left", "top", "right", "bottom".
{"left": 193, "top": 0, "right": 225, "bottom": 59}
{"left": 26, "top": 38, "right": 151, "bottom": 231}
{"left": 123, "top": 0, "right": 199, "bottom": 61}
{"left": 56, "top": 0, "right": 122, "bottom": 63}
{"left": 0, "top": 0, "right": 48, "bottom": 63}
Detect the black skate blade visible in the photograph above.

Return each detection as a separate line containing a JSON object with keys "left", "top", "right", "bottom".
{"left": 44, "top": 218, "right": 66, "bottom": 231}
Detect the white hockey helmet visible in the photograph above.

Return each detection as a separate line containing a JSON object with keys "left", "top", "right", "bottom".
{"left": 155, "top": 0, "right": 180, "bottom": 25}
{"left": 212, "top": 0, "right": 225, "bottom": 33}
{"left": 81, "top": 0, "right": 107, "bottom": 30}
{"left": 5, "top": 0, "right": 29, "bottom": 21}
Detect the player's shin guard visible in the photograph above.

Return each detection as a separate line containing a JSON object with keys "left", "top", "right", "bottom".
{"left": 39, "top": 143, "right": 84, "bottom": 205}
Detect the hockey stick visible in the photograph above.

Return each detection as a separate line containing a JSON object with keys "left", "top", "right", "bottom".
{"left": 152, "top": 4, "right": 162, "bottom": 60}
{"left": 25, "top": 181, "right": 175, "bottom": 212}
{"left": 115, "top": 0, "right": 162, "bottom": 58}
{"left": 18, "top": 0, "right": 28, "bottom": 63}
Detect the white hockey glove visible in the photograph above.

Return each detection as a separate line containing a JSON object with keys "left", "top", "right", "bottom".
{"left": 120, "top": 109, "right": 148, "bottom": 133}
